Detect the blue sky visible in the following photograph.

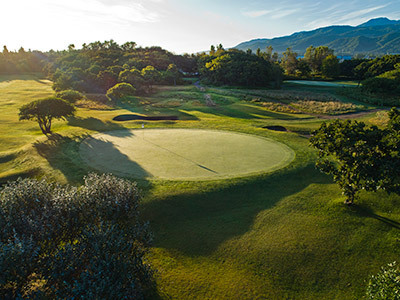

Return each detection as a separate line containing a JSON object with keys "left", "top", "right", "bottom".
{"left": 2, "top": 0, "right": 399, "bottom": 53}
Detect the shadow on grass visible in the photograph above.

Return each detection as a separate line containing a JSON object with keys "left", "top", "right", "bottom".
{"left": 33, "top": 133, "right": 150, "bottom": 186}
{"left": 141, "top": 164, "right": 331, "bottom": 256}
{"left": 192, "top": 103, "right": 312, "bottom": 121}
{"left": 80, "top": 135, "right": 151, "bottom": 179}
{"left": 347, "top": 204, "right": 400, "bottom": 230}
{"left": 67, "top": 116, "right": 131, "bottom": 133}
{"left": 117, "top": 100, "right": 199, "bottom": 121}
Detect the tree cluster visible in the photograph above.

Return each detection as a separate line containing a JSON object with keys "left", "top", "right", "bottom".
{"left": 310, "top": 108, "right": 400, "bottom": 204}
{"left": 198, "top": 46, "right": 283, "bottom": 88}
{"left": 45, "top": 40, "right": 197, "bottom": 94}
{"left": 279, "top": 46, "right": 340, "bottom": 78}
{"left": 0, "top": 173, "right": 153, "bottom": 299}
{"left": 0, "top": 46, "right": 45, "bottom": 74}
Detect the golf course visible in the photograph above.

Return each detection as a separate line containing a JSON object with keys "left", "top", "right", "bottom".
{"left": 80, "top": 129, "right": 294, "bottom": 180}
{"left": 1, "top": 74, "right": 399, "bottom": 299}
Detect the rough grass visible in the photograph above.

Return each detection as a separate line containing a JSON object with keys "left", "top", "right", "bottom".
{"left": 0, "top": 75, "right": 399, "bottom": 299}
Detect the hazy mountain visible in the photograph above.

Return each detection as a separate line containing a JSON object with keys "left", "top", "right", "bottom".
{"left": 235, "top": 18, "right": 400, "bottom": 56}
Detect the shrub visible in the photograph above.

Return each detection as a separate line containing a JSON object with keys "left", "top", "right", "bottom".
{"left": 0, "top": 173, "right": 152, "bottom": 299}
{"left": 361, "top": 77, "right": 399, "bottom": 95}
{"left": 56, "top": 89, "right": 84, "bottom": 103}
{"left": 366, "top": 261, "right": 400, "bottom": 299}
{"left": 106, "top": 82, "right": 136, "bottom": 102}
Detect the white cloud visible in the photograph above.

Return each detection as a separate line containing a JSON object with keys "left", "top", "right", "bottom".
{"left": 243, "top": 10, "right": 271, "bottom": 18}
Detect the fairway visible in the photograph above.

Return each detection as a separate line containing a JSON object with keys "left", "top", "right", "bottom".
{"left": 79, "top": 129, "right": 294, "bottom": 180}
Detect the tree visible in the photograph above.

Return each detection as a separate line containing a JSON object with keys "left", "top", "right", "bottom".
{"left": 165, "top": 63, "right": 181, "bottom": 86}
{"left": 141, "top": 65, "right": 161, "bottom": 92}
{"left": 310, "top": 108, "right": 400, "bottom": 204}
{"left": 366, "top": 262, "right": 400, "bottom": 299}
{"left": 56, "top": 89, "right": 84, "bottom": 103}
{"left": 321, "top": 54, "right": 340, "bottom": 78}
{"left": 0, "top": 173, "right": 153, "bottom": 299}
{"left": 304, "top": 46, "right": 334, "bottom": 73}
{"left": 19, "top": 97, "right": 75, "bottom": 135}
{"left": 281, "top": 47, "right": 298, "bottom": 75}
{"left": 106, "top": 82, "right": 136, "bottom": 102}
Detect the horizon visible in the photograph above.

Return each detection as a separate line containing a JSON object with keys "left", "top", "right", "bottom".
{"left": 2, "top": 0, "right": 400, "bottom": 54}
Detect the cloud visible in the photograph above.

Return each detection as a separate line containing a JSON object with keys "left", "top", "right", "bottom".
{"left": 44, "top": 0, "right": 162, "bottom": 24}
{"left": 305, "top": 3, "right": 389, "bottom": 29}
{"left": 270, "top": 9, "right": 299, "bottom": 20}
{"left": 243, "top": 10, "right": 271, "bottom": 18}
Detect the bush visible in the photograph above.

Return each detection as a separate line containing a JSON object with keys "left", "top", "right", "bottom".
{"left": 56, "top": 89, "right": 84, "bottom": 103}
{"left": 0, "top": 173, "right": 152, "bottom": 299}
{"left": 366, "top": 261, "right": 400, "bottom": 299}
{"left": 361, "top": 77, "right": 400, "bottom": 95}
{"left": 106, "top": 82, "right": 136, "bottom": 102}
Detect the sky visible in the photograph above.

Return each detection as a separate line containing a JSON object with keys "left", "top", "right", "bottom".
{"left": 2, "top": 0, "right": 400, "bottom": 54}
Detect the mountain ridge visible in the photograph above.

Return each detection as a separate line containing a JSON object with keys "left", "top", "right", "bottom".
{"left": 235, "top": 18, "right": 400, "bottom": 56}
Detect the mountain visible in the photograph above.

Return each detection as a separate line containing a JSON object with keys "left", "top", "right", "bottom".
{"left": 358, "top": 17, "right": 400, "bottom": 27}
{"left": 235, "top": 18, "right": 400, "bottom": 56}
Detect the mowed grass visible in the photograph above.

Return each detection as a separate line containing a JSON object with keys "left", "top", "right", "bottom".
{"left": 0, "top": 75, "right": 399, "bottom": 299}
{"left": 79, "top": 129, "right": 294, "bottom": 180}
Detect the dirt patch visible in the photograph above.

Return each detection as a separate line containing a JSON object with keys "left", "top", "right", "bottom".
{"left": 263, "top": 126, "right": 287, "bottom": 132}
{"left": 113, "top": 114, "right": 178, "bottom": 121}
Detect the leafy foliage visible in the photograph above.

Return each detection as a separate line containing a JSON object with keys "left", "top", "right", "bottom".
{"left": 45, "top": 40, "right": 196, "bottom": 93}
{"left": 19, "top": 97, "right": 75, "bottom": 135}
{"left": 0, "top": 173, "right": 152, "bottom": 299}
{"left": 55, "top": 89, "right": 84, "bottom": 103}
{"left": 106, "top": 82, "right": 136, "bottom": 102}
{"left": 366, "top": 261, "right": 400, "bottom": 299}
{"left": 310, "top": 108, "right": 400, "bottom": 204}
{"left": 362, "top": 77, "right": 400, "bottom": 95}
{"left": 198, "top": 48, "right": 281, "bottom": 87}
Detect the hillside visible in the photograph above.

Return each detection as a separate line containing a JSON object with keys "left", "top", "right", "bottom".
{"left": 235, "top": 18, "right": 400, "bottom": 56}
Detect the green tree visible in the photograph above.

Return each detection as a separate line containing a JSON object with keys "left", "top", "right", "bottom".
{"left": 281, "top": 47, "right": 298, "bottom": 75}
{"left": 165, "top": 63, "right": 181, "bottom": 86}
{"left": 310, "top": 108, "right": 400, "bottom": 204}
{"left": 141, "top": 65, "right": 161, "bottom": 92}
{"left": 321, "top": 54, "right": 340, "bottom": 78}
{"left": 19, "top": 97, "right": 75, "bottom": 135}
{"left": 118, "top": 68, "right": 144, "bottom": 92}
{"left": 56, "top": 89, "right": 84, "bottom": 103}
{"left": 106, "top": 82, "right": 136, "bottom": 102}
{"left": 304, "top": 46, "right": 334, "bottom": 73}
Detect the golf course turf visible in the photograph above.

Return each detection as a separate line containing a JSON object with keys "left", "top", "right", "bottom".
{"left": 79, "top": 129, "right": 295, "bottom": 180}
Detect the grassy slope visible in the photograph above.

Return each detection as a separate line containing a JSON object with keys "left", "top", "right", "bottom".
{"left": 0, "top": 75, "right": 399, "bottom": 299}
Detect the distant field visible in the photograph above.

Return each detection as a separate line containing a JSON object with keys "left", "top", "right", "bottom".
{"left": 0, "top": 75, "right": 398, "bottom": 300}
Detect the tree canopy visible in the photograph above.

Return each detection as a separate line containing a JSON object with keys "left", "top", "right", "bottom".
{"left": 19, "top": 97, "right": 75, "bottom": 135}
{"left": 0, "top": 173, "right": 153, "bottom": 299}
{"left": 198, "top": 48, "right": 282, "bottom": 87}
{"left": 310, "top": 108, "right": 400, "bottom": 204}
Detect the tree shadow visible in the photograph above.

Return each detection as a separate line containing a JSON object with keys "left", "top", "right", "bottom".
{"left": 346, "top": 204, "right": 400, "bottom": 230}
{"left": 141, "top": 164, "right": 331, "bottom": 256}
{"left": 190, "top": 103, "right": 312, "bottom": 121}
{"left": 117, "top": 101, "right": 199, "bottom": 121}
{"left": 67, "top": 116, "right": 133, "bottom": 134}
{"left": 80, "top": 135, "right": 151, "bottom": 179}
{"left": 33, "top": 133, "right": 150, "bottom": 185}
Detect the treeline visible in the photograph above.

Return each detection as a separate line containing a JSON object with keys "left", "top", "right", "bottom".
{"left": 43, "top": 40, "right": 197, "bottom": 94}
{"left": 198, "top": 45, "right": 283, "bottom": 88}
{"left": 0, "top": 46, "right": 45, "bottom": 74}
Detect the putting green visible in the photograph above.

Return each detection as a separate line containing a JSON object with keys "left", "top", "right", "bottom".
{"left": 79, "top": 129, "right": 295, "bottom": 180}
